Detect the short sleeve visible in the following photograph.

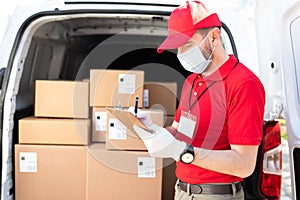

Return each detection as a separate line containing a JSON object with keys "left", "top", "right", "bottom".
{"left": 228, "top": 79, "right": 266, "bottom": 145}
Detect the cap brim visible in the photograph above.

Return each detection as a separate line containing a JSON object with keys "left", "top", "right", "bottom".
{"left": 157, "top": 30, "right": 195, "bottom": 53}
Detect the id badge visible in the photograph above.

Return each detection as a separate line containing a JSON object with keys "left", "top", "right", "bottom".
{"left": 178, "top": 111, "right": 197, "bottom": 139}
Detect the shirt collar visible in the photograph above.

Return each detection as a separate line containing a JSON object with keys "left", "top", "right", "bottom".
{"left": 201, "top": 55, "right": 238, "bottom": 81}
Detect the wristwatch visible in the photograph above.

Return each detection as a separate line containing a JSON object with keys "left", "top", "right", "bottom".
{"left": 180, "top": 144, "right": 195, "bottom": 164}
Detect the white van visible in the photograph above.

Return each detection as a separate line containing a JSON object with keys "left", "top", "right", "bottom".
{"left": 0, "top": 0, "right": 297, "bottom": 199}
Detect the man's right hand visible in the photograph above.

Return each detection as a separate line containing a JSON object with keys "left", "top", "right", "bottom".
{"left": 128, "top": 106, "right": 153, "bottom": 127}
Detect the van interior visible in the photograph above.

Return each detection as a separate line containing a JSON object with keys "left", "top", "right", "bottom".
{"left": 14, "top": 13, "right": 187, "bottom": 139}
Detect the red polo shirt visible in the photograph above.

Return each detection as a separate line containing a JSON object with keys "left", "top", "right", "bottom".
{"left": 174, "top": 55, "right": 265, "bottom": 184}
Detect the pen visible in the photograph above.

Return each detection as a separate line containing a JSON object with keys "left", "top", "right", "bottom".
{"left": 134, "top": 95, "right": 139, "bottom": 117}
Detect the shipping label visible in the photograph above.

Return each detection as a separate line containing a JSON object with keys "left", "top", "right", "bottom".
{"left": 108, "top": 118, "right": 127, "bottom": 140}
{"left": 118, "top": 74, "right": 136, "bottom": 94}
{"left": 19, "top": 152, "right": 37, "bottom": 173}
{"left": 95, "top": 111, "right": 107, "bottom": 131}
{"left": 137, "top": 157, "right": 156, "bottom": 178}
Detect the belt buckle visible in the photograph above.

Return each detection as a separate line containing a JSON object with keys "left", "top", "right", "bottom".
{"left": 191, "top": 184, "right": 202, "bottom": 194}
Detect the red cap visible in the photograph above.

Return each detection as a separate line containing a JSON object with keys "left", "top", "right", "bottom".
{"left": 157, "top": 1, "right": 221, "bottom": 53}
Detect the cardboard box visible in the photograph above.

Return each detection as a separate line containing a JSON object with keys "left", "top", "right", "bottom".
{"left": 90, "top": 69, "right": 144, "bottom": 107}
{"left": 87, "top": 143, "right": 163, "bottom": 200}
{"left": 19, "top": 117, "right": 90, "bottom": 145}
{"left": 92, "top": 107, "right": 107, "bottom": 142}
{"left": 15, "top": 145, "right": 87, "bottom": 200}
{"left": 144, "top": 82, "right": 177, "bottom": 115}
{"left": 34, "top": 80, "right": 89, "bottom": 118}
{"left": 106, "top": 109, "right": 164, "bottom": 150}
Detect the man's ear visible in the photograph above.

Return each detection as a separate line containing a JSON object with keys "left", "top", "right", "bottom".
{"left": 211, "top": 27, "right": 221, "bottom": 47}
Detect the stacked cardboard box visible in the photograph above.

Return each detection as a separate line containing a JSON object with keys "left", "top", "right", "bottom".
{"left": 90, "top": 69, "right": 144, "bottom": 108}
{"left": 105, "top": 108, "right": 164, "bottom": 150}
{"left": 144, "top": 82, "right": 177, "bottom": 128}
{"left": 86, "top": 143, "right": 163, "bottom": 200}
{"left": 34, "top": 80, "right": 89, "bottom": 118}
{"left": 90, "top": 69, "right": 144, "bottom": 143}
{"left": 19, "top": 117, "right": 90, "bottom": 145}
{"left": 16, "top": 80, "right": 90, "bottom": 200}
{"left": 15, "top": 71, "right": 179, "bottom": 200}
{"left": 15, "top": 144, "right": 87, "bottom": 200}
{"left": 19, "top": 80, "right": 90, "bottom": 145}
{"left": 88, "top": 69, "right": 164, "bottom": 199}
{"left": 143, "top": 82, "right": 178, "bottom": 115}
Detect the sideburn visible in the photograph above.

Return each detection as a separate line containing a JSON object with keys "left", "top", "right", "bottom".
{"left": 201, "top": 38, "right": 214, "bottom": 60}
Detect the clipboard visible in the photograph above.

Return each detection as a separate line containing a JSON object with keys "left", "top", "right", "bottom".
{"left": 106, "top": 108, "right": 153, "bottom": 135}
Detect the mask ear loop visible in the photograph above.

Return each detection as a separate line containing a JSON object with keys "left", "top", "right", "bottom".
{"left": 198, "top": 30, "right": 211, "bottom": 47}
{"left": 197, "top": 30, "right": 214, "bottom": 61}
{"left": 207, "top": 46, "right": 215, "bottom": 61}
{"left": 202, "top": 46, "right": 215, "bottom": 75}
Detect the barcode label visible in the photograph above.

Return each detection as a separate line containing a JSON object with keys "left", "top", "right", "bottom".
{"left": 137, "top": 157, "right": 156, "bottom": 178}
{"left": 20, "top": 152, "right": 37, "bottom": 173}
{"left": 95, "top": 111, "right": 107, "bottom": 131}
{"left": 118, "top": 74, "right": 136, "bottom": 94}
{"left": 108, "top": 118, "right": 127, "bottom": 140}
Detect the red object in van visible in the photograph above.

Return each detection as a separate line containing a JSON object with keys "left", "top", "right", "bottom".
{"left": 243, "top": 120, "right": 282, "bottom": 200}
{"left": 260, "top": 121, "right": 282, "bottom": 198}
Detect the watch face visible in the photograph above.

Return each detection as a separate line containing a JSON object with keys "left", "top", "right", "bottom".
{"left": 181, "top": 152, "right": 194, "bottom": 164}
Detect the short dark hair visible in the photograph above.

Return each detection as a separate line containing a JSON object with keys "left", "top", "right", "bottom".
{"left": 196, "top": 27, "right": 221, "bottom": 37}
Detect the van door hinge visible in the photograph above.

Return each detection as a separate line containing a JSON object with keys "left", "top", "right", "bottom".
{"left": 269, "top": 102, "right": 283, "bottom": 121}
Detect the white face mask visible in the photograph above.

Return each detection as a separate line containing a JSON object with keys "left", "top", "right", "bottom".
{"left": 177, "top": 33, "right": 214, "bottom": 74}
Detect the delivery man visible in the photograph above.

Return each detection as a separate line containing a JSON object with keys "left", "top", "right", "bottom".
{"left": 132, "top": 1, "right": 265, "bottom": 199}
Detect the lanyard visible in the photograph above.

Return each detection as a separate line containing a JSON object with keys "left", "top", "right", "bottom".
{"left": 188, "top": 60, "right": 239, "bottom": 112}
{"left": 188, "top": 79, "right": 216, "bottom": 112}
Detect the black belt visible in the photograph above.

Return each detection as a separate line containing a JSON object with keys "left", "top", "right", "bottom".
{"left": 178, "top": 180, "right": 242, "bottom": 195}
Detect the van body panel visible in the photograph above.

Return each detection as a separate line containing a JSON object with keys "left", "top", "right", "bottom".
{"left": 255, "top": 0, "right": 300, "bottom": 199}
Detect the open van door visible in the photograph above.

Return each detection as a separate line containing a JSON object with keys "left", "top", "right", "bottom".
{"left": 255, "top": 0, "right": 300, "bottom": 199}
